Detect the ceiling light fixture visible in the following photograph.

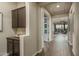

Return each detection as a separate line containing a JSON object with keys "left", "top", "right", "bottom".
{"left": 56, "top": 5, "right": 60, "bottom": 8}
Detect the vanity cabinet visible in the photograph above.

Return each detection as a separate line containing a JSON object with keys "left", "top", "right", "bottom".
{"left": 7, "top": 37, "right": 20, "bottom": 56}
{"left": 12, "top": 7, "right": 26, "bottom": 28}
{"left": 7, "top": 39, "right": 13, "bottom": 56}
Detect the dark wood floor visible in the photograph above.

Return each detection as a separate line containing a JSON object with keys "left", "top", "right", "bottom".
{"left": 44, "top": 33, "right": 73, "bottom": 56}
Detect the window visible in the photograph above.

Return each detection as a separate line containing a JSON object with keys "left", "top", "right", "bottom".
{"left": 44, "top": 30, "right": 47, "bottom": 34}
{"left": 44, "top": 24, "right": 47, "bottom": 28}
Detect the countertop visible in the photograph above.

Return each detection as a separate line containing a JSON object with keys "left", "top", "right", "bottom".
{"left": 7, "top": 36, "right": 19, "bottom": 40}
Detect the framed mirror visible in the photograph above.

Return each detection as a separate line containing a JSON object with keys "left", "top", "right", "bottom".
{"left": 0, "top": 12, "right": 3, "bottom": 32}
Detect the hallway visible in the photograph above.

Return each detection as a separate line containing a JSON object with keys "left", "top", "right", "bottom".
{"left": 44, "top": 33, "right": 73, "bottom": 56}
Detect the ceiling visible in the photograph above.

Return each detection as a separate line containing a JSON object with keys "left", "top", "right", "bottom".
{"left": 38, "top": 2, "right": 72, "bottom": 16}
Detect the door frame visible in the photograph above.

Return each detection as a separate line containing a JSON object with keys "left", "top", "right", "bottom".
{"left": 40, "top": 8, "right": 52, "bottom": 46}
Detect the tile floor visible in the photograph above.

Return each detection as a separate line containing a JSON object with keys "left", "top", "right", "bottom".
{"left": 44, "top": 33, "right": 73, "bottom": 56}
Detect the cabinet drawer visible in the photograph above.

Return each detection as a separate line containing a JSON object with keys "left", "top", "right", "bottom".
{"left": 7, "top": 39, "right": 13, "bottom": 56}
{"left": 13, "top": 40, "right": 20, "bottom": 56}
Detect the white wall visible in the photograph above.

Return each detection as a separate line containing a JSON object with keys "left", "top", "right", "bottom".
{"left": 70, "top": 3, "right": 79, "bottom": 56}
{"left": 68, "top": 3, "right": 75, "bottom": 46}
{"left": 36, "top": 6, "right": 43, "bottom": 51}
{"left": 16, "top": 2, "right": 25, "bottom": 8}
{"left": 24, "top": 2, "right": 38, "bottom": 56}
{"left": 0, "top": 2, "right": 17, "bottom": 53}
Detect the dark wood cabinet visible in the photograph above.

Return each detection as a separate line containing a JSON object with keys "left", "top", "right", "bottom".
{"left": 13, "top": 40, "right": 20, "bottom": 56}
{"left": 7, "top": 37, "right": 20, "bottom": 56}
{"left": 12, "top": 9, "right": 18, "bottom": 28}
{"left": 12, "top": 7, "right": 26, "bottom": 28}
{"left": 7, "top": 39, "right": 13, "bottom": 56}
{"left": 18, "top": 7, "right": 26, "bottom": 28}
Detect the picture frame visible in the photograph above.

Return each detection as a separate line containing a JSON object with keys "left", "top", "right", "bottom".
{"left": 0, "top": 12, "right": 3, "bottom": 32}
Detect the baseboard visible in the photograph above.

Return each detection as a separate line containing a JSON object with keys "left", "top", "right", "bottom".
{"left": 72, "top": 48, "right": 76, "bottom": 56}
{"left": 33, "top": 48, "right": 44, "bottom": 56}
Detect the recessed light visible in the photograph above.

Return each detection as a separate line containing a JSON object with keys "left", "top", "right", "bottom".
{"left": 56, "top": 5, "right": 60, "bottom": 8}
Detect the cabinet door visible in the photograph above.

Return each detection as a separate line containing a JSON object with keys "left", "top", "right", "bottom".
{"left": 12, "top": 9, "right": 18, "bottom": 28}
{"left": 17, "top": 7, "right": 26, "bottom": 28}
{"left": 13, "top": 40, "right": 20, "bottom": 56}
{"left": 7, "top": 39, "right": 13, "bottom": 56}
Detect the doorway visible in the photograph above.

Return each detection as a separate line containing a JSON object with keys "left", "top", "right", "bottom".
{"left": 54, "top": 21, "right": 68, "bottom": 34}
